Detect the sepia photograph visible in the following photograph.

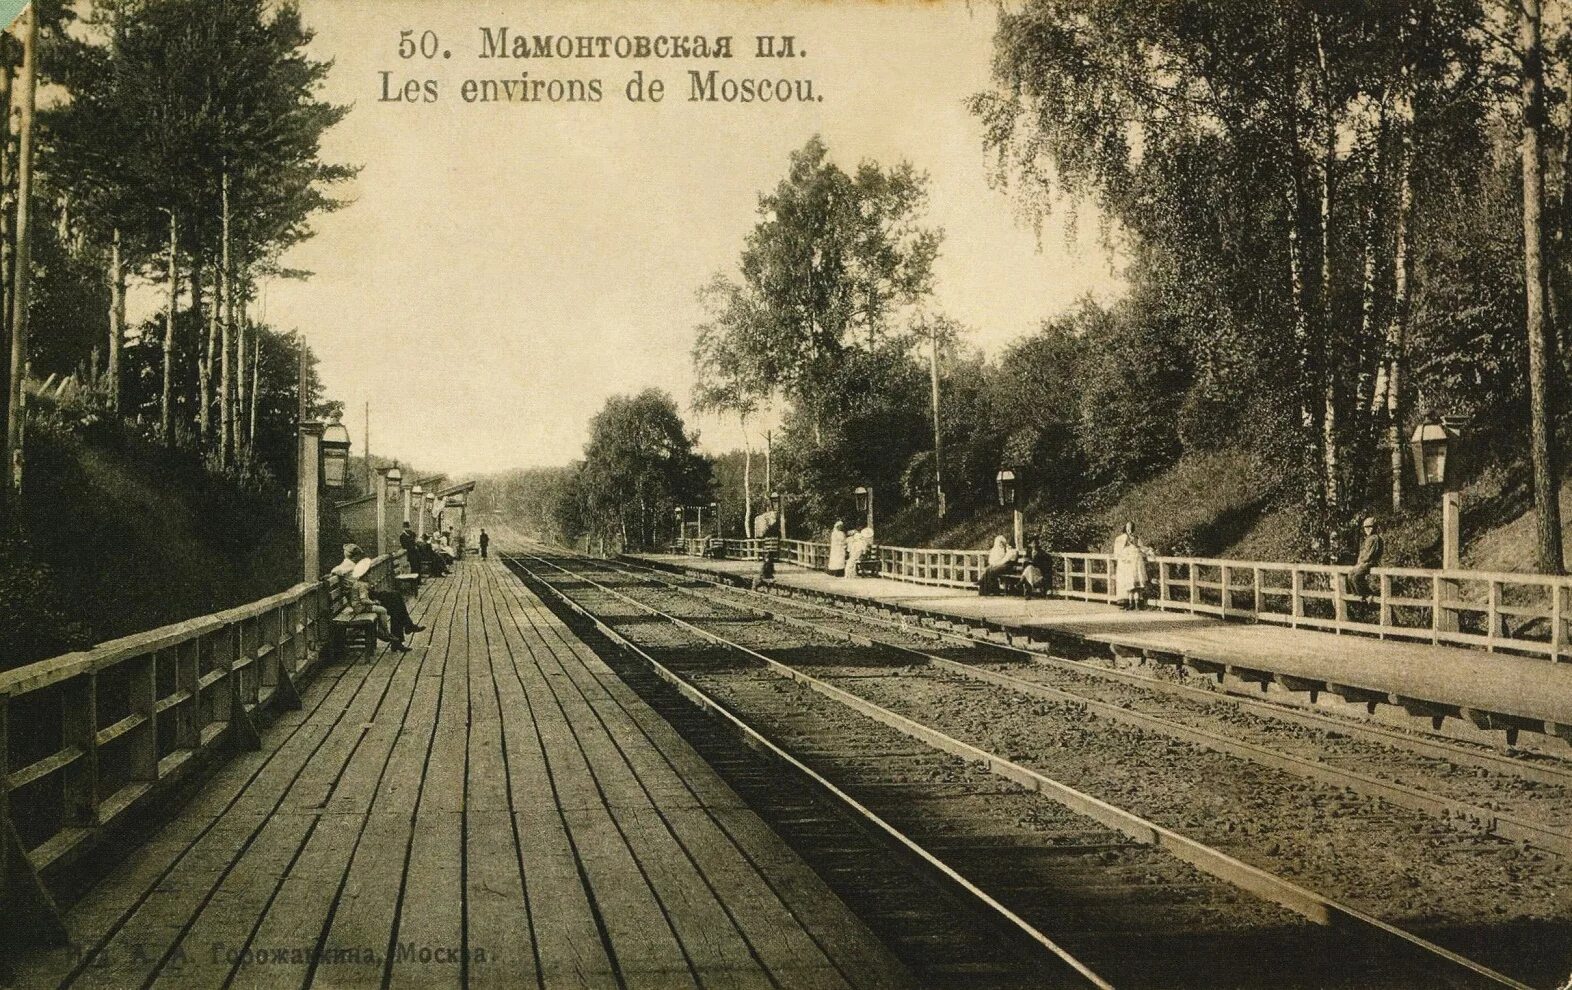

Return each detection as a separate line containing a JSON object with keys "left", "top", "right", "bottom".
{"left": 1, "top": 0, "right": 1572, "bottom": 986}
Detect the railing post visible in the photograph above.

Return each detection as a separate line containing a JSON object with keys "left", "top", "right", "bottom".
{"left": 1330, "top": 567, "right": 1347, "bottom": 628}
{"left": 1487, "top": 581, "right": 1503, "bottom": 649}
{"left": 130, "top": 653, "right": 158, "bottom": 782}
{"left": 1291, "top": 568, "right": 1305, "bottom": 627}
{"left": 1430, "top": 576, "right": 1443, "bottom": 644}
{"left": 1379, "top": 574, "right": 1393, "bottom": 633}
{"left": 1554, "top": 583, "right": 1567, "bottom": 661}
{"left": 63, "top": 673, "right": 99, "bottom": 825}
{"left": 1220, "top": 564, "right": 1232, "bottom": 617}
{"left": 177, "top": 638, "right": 200, "bottom": 750}
{"left": 1252, "top": 567, "right": 1263, "bottom": 614}
{"left": 1188, "top": 563, "right": 1198, "bottom": 609}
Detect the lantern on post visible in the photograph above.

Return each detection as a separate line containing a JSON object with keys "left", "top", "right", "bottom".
{"left": 321, "top": 411, "right": 352, "bottom": 491}
{"left": 674, "top": 506, "right": 686, "bottom": 544}
{"left": 385, "top": 464, "right": 403, "bottom": 502}
{"left": 411, "top": 484, "right": 425, "bottom": 537}
{"left": 1409, "top": 415, "right": 1471, "bottom": 571}
{"left": 996, "top": 466, "right": 1025, "bottom": 550}
{"left": 853, "top": 485, "right": 874, "bottom": 531}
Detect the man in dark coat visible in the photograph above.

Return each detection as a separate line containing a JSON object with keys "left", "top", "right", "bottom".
{"left": 1347, "top": 516, "right": 1383, "bottom": 601}
{"left": 479, "top": 529, "right": 490, "bottom": 559}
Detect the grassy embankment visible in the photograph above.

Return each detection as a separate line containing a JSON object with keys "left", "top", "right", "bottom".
{"left": 0, "top": 426, "right": 299, "bottom": 672}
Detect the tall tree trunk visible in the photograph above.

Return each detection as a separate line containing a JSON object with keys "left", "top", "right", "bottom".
{"left": 161, "top": 211, "right": 176, "bottom": 443}
{"left": 741, "top": 412, "right": 753, "bottom": 538}
{"left": 235, "top": 272, "right": 247, "bottom": 459}
{"left": 3, "top": 6, "right": 34, "bottom": 489}
{"left": 195, "top": 260, "right": 209, "bottom": 442}
{"left": 1315, "top": 25, "right": 1339, "bottom": 539}
{"left": 1386, "top": 93, "right": 1414, "bottom": 513}
{"left": 930, "top": 328, "right": 945, "bottom": 520}
{"left": 0, "top": 42, "right": 13, "bottom": 414}
{"left": 1521, "top": 0, "right": 1565, "bottom": 574}
{"left": 219, "top": 171, "right": 233, "bottom": 466}
{"left": 108, "top": 227, "right": 125, "bottom": 414}
{"left": 248, "top": 333, "right": 260, "bottom": 447}
{"left": 202, "top": 262, "right": 219, "bottom": 445}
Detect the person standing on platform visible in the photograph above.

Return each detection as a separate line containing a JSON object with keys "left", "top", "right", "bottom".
{"left": 1346, "top": 516, "right": 1383, "bottom": 602}
{"left": 1114, "top": 521, "right": 1153, "bottom": 610}
{"left": 752, "top": 508, "right": 779, "bottom": 589}
{"left": 827, "top": 521, "right": 847, "bottom": 577}
{"left": 479, "top": 529, "right": 490, "bottom": 559}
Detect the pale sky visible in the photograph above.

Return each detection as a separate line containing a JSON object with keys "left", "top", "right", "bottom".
{"left": 250, "top": 0, "right": 1123, "bottom": 475}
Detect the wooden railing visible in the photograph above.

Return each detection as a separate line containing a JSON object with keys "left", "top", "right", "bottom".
{"left": 0, "top": 552, "right": 402, "bottom": 919}
{"left": 677, "top": 539, "right": 1572, "bottom": 661}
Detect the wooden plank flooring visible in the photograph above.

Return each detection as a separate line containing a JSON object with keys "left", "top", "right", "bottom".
{"left": 8, "top": 559, "right": 908, "bottom": 990}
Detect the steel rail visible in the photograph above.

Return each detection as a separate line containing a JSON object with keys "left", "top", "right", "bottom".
{"left": 504, "top": 553, "right": 1114, "bottom": 990}
{"left": 526, "top": 549, "right": 1533, "bottom": 990}
{"left": 599, "top": 555, "right": 1572, "bottom": 858}
{"left": 629, "top": 554, "right": 1572, "bottom": 787}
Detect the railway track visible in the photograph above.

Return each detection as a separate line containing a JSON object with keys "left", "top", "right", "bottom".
{"left": 615, "top": 553, "right": 1572, "bottom": 854}
{"left": 508, "top": 549, "right": 1547, "bottom": 990}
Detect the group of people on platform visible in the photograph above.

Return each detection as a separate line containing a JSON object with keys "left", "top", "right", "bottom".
{"left": 398, "top": 521, "right": 468, "bottom": 577}
{"left": 330, "top": 543, "right": 425, "bottom": 653}
{"left": 826, "top": 520, "right": 876, "bottom": 578}
{"left": 742, "top": 505, "right": 1388, "bottom": 614}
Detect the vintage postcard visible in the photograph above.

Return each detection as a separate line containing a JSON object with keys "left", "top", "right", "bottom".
{"left": 0, "top": 1, "right": 1569, "bottom": 987}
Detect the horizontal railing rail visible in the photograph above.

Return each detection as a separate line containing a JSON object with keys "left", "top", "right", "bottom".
{"left": 674, "top": 538, "right": 1572, "bottom": 662}
{"left": 0, "top": 552, "right": 404, "bottom": 923}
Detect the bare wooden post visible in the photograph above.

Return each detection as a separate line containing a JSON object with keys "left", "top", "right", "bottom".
{"left": 298, "top": 421, "right": 323, "bottom": 584}
{"left": 375, "top": 467, "right": 390, "bottom": 557}
{"left": 3, "top": 4, "right": 35, "bottom": 492}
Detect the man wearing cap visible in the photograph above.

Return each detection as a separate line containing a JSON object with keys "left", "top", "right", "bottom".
{"left": 1347, "top": 516, "right": 1383, "bottom": 601}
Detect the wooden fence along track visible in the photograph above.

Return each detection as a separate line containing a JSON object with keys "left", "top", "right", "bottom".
{"left": 697, "top": 534, "right": 1572, "bottom": 663}
{"left": 0, "top": 553, "right": 404, "bottom": 941}
{"left": 516, "top": 549, "right": 1533, "bottom": 990}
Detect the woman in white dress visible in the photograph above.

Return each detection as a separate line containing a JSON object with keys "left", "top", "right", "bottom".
{"left": 1113, "top": 521, "right": 1152, "bottom": 610}
{"left": 827, "top": 521, "right": 847, "bottom": 576}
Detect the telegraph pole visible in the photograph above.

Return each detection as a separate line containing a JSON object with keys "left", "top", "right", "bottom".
{"left": 4, "top": 4, "right": 36, "bottom": 494}
{"left": 929, "top": 327, "right": 945, "bottom": 520}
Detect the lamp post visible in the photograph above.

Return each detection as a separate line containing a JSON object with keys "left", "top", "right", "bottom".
{"left": 853, "top": 485, "right": 874, "bottom": 532}
{"left": 996, "top": 466, "right": 1024, "bottom": 550}
{"left": 710, "top": 501, "right": 720, "bottom": 541}
{"left": 674, "top": 506, "right": 685, "bottom": 545}
{"left": 1409, "top": 415, "right": 1470, "bottom": 633}
{"left": 400, "top": 479, "right": 413, "bottom": 527}
{"left": 1408, "top": 415, "right": 1471, "bottom": 571}
{"left": 412, "top": 484, "right": 425, "bottom": 537}
{"left": 321, "top": 411, "right": 352, "bottom": 494}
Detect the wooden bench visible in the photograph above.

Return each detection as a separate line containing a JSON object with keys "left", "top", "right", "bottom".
{"left": 854, "top": 554, "right": 881, "bottom": 577}
{"left": 394, "top": 572, "right": 421, "bottom": 596}
{"left": 327, "top": 579, "right": 378, "bottom": 663}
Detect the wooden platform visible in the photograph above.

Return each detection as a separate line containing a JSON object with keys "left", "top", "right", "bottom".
{"left": 6, "top": 559, "right": 909, "bottom": 990}
{"left": 641, "top": 554, "right": 1572, "bottom": 744}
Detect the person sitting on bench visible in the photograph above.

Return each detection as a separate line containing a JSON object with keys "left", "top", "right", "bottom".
{"left": 979, "top": 535, "right": 1016, "bottom": 596}
{"left": 331, "top": 545, "right": 414, "bottom": 652}
{"left": 351, "top": 546, "right": 422, "bottom": 645}
{"left": 416, "top": 534, "right": 450, "bottom": 576}
{"left": 1021, "top": 535, "right": 1052, "bottom": 599}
